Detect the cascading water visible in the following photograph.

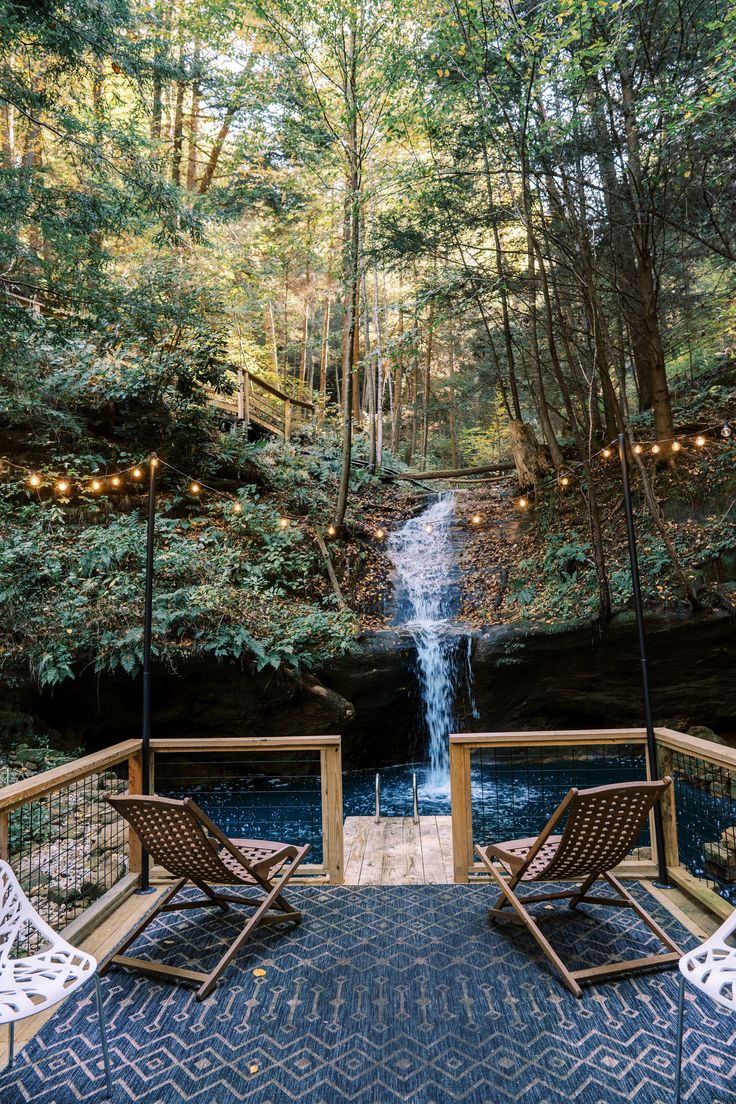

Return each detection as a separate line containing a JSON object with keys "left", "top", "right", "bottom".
{"left": 387, "top": 494, "right": 476, "bottom": 789}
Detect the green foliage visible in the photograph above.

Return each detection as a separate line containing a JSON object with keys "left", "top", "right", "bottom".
{"left": 0, "top": 472, "right": 359, "bottom": 689}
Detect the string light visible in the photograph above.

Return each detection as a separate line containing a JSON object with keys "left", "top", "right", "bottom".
{"left": 5, "top": 415, "right": 733, "bottom": 535}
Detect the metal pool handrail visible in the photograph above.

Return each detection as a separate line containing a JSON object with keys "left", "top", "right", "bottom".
{"left": 412, "top": 772, "right": 419, "bottom": 825}
{"left": 375, "top": 773, "right": 381, "bottom": 823}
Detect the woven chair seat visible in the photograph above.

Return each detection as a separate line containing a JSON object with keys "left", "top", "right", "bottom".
{"left": 489, "top": 836, "right": 562, "bottom": 880}
{"left": 218, "top": 842, "right": 292, "bottom": 883}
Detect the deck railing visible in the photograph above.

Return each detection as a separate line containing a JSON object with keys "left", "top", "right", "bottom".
{"left": 150, "top": 736, "right": 344, "bottom": 885}
{"left": 450, "top": 727, "right": 736, "bottom": 918}
{"left": 0, "top": 733, "right": 343, "bottom": 946}
{"left": 449, "top": 730, "right": 656, "bottom": 883}
{"left": 0, "top": 740, "right": 143, "bottom": 947}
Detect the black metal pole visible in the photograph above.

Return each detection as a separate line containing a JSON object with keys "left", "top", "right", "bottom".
{"left": 618, "top": 433, "right": 670, "bottom": 886}
{"left": 139, "top": 454, "right": 157, "bottom": 892}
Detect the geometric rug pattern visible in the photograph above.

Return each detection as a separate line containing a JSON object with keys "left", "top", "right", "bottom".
{"left": 1, "top": 884, "right": 734, "bottom": 1104}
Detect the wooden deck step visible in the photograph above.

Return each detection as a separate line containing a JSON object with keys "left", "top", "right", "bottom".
{"left": 343, "top": 816, "right": 454, "bottom": 885}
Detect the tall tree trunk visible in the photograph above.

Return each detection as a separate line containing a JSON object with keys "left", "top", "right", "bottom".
{"left": 186, "top": 68, "right": 200, "bottom": 190}
{"left": 317, "top": 297, "right": 330, "bottom": 432}
{"left": 421, "top": 300, "right": 434, "bottom": 466}
{"left": 447, "top": 330, "right": 459, "bottom": 469}
{"left": 171, "top": 74, "right": 185, "bottom": 186}
{"left": 334, "top": 24, "right": 360, "bottom": 529}
{"left": 371, "top": 266, "right": 384, "bottom": 471}
{"left": 391, "top": 298, "right": 404, "bottom": 455}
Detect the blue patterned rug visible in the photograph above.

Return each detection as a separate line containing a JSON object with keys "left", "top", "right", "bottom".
{"left": 1, "top": 884, "right": 734, "bottom": 1104}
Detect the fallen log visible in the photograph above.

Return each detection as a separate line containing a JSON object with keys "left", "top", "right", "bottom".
{"left": 380, "top": 461, "right": 515, "bottom": 482}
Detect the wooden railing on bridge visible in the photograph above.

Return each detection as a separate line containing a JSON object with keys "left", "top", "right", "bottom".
{"left": 210, "top": 370, "right": 314, "bottom": 439}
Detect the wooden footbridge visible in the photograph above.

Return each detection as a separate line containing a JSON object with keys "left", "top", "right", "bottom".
{"left": 210, "top": 369, "right": 314, "bottom": 439}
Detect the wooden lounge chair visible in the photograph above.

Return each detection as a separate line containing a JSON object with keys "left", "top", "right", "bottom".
{"left": 101, "top": 794, "right": 310, "bottom": 1000}
{"left": 476, "top": 778, "right": 681, "bottom": 998}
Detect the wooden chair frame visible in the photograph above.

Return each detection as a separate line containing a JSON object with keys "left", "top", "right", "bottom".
{"left": 476, "top": 779, "right": 681, "bottom": 999}
{"left": 100, "top": 795, "right": 310, "bottom": 1001}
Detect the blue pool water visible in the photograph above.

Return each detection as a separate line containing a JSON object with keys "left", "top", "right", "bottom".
{"left": 166, "top": 754, "right": 649, "bottom": 868}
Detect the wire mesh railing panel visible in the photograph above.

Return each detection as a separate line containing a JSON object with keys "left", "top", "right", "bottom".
{"left": 471, "top": 743, "right": 650, "bottom": 859}
{"left": 671, "top": 751, "right": 736, "bottom": 904}
{"left": 156, "top": 751, "right": 325, "bottom": 866}
{"left": 7, "top": 764, "right": 130, "bottom": 953}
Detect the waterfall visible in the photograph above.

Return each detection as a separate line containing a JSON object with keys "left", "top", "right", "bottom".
{"left": 387, "top": 494, "right": 474, "bottom": 787}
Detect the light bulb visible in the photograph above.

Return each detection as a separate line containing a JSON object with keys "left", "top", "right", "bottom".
{"left": 721, "top": 421, "right": 733, "bottom": 439}
{"left": 326, "top": 524, "right": 337, "bottom": 537}
{"left": 132, "top": 467, "right": 143, "bottom": 479}
{"left": 517, "top": 497, "right": 528, "bottom": 510}
{"left": 90, "top": 479, "right": 103, "bottom": 492}
{"left": 672, "top": 440, "right": 681, "bottom": 452}
{"left": 695, "top": 435, "right": 706, "bottom": 447}
{"left": 602, "top": 448, "right": 612, "bottom": 459}
{"left": 56, "top": 480, "right": 70, "bottom": 494}
{"left": 559, "top": 475, "right": 570, "bottom": 488}
{"left": 375, "top": 528, "right": 385, "bottom": 540}
{"left": 633, "top": 444, "right": 642, "bottom": 455}
{"left": 232, "top": 502, "right": 243, "bottom": 514}
{"left": 189, "top": 482, "right": 201, "bottom": 495}
{"left": 111, "top": 475, "right": 121, "bottom": 488}
{"left": 651, "top": 443, "right": 661, "bottom": 455}
{"left": 470, "top": 514, "right": 481, "bottom": 525}
{"left": 279, "top": 518, "right": 289, "bottom": 529}
{"left": 29, "top": 473, "right": 41, "bottom": 488}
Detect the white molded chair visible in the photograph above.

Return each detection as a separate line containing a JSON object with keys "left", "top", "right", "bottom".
{"left": 0, "top": 860, "right": 112, "bottom": 1096}
{"left": 675, "top": 908, "right": 736, "bottom": 1102}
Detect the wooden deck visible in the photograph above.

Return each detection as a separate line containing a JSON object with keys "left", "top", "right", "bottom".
{"left": 343, "top": 816, "right": 454, "bottom": 885}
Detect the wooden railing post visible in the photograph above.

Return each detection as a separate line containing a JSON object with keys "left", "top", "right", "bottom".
{"left": 237, "top": 366, "right": 245, "bottom": 420}
{"left": 127, "top": 746, "right": 143, "bottom": 875}
{"left": 657, "top": 742, "right": 680, "bottom": 870}
{"left": 243, "top": 370, "right": 250, "bottom": 433}
{"left": 450, "top": 739, "right": 473, "bottom": 883}
{"left": 0, "top": 811, "right": 8, "bottom": 862}
{"left": 320, "top": 742, "right": 344, "bottom": 884}
{"left": 284, "top": 398, "right": 292, "bottom": 440}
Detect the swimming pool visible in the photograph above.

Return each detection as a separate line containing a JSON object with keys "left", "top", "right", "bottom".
{"left": 164, "top": 754, "right": 652, "bottom": 868}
